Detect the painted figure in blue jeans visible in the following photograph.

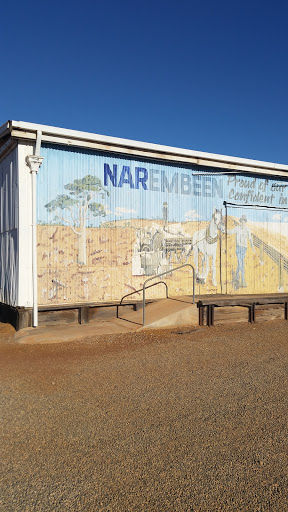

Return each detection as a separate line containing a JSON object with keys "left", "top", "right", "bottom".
{"left": 227, "top": 215, "right": 254, "bottom": 288}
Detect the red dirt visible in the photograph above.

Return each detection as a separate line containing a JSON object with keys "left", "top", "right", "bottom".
{"left": 1, "top": 321, "right": 288, "bottom": 511}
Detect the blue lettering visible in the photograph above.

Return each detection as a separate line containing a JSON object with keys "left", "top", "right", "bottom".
{"left": 135, "top": 167, "right": 148, "bottom": 190}
{"left": 118, "top": 166, "right": 135, "bottom": 188}
{"left": 161, "top": 171, "right": 178, "bottom": 193}
{"left": 212, "top": 178, "right": 223, "bottom": 198}
{"left": 193, "top": 176, "right": 201, "bottom": 196}
{"left": 150, "top": 170, "right": 160, "bottom": 191}
{"left": 181, "top": 174, "right": 191, "bottom": 195}
{"left": 104, "top": 163, "right": 117, "bottom": 187}
{"left": 104, "top": 162, "right": 223, "bottom": 199}
{"left": 203, "top": 177, "right": 212, "bottom": 197}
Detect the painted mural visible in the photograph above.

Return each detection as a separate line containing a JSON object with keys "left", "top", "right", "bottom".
{"left": 36, "top": 145, "right": 288, "bottom": 305}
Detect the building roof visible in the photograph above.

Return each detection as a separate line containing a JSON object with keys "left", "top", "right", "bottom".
{"left": 1, "top": 120, "right": 288, "bottom": 177}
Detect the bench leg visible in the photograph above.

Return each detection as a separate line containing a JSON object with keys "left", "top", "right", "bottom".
{"left": 207, "top": 305, "right": 214, "bottom": 327}
{"left": 285, "top": 302, "right": 288, "bottom": 320}
{"left": 199, "top": 306, "right": 204, "bottom": 326}
{"left": 248, "top": 304, "right": 255, "bottom": 323}
{"left": 17, "top": 309, "right": 32, "bottom": 330}
{"left": 211, "top": 305, "right": 214, "bottom": 326}
{"left": 207, "top": 305, "right": 211, "bottom": 326}
{"left": 78, "top": 306, "right": 89, "bottom": 325}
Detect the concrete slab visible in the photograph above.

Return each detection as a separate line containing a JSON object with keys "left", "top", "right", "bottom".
{"left": 14, "top": 296, "right": 198, "bottom": 344}
{"left": 117, "top": 297, "right": 198, "bottom": 330}
{"left": 14, "top": 318, "right": 138, "bottom": 345}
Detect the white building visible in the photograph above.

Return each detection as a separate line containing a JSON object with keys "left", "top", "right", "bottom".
{"left": 1, "top": 120, "right": 288, "bottom": 329}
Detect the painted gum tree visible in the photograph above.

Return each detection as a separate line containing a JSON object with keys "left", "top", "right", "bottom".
{"left": 45, "top": 175, "right": 109, "bottom": 265}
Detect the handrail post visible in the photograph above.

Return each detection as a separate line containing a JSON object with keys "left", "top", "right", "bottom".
{"left": 141, "top": 265, "right": 194, "bottom": 326}
{"left": 143, "top": 284, "right": 146, "bottom": 326}
{"left": 143, "top": 280, "right": 168, "bottom": 326}
{"left": 118, "top": 263, "right": 195, "bottom": 326}
{"left": 193, "top": 268, "right": 195, "bottom": 304}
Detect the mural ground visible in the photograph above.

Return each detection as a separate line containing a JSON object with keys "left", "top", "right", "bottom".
{"left": 37, "top": 219, "right": 288, "bottom": 305}
{"left": 1, "top": 321, "right": 288, "bottom": 511}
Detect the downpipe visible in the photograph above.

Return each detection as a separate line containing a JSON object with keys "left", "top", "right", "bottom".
{"left": 26, "top": 131, "right": 43, "bottom": 327}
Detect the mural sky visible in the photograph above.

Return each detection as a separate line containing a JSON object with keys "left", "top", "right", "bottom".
{"left": 37, "top": 145, "right": 288, "bottom": 227}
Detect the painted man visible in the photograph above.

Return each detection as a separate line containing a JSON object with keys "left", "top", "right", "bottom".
{"left": 227, "top": 215, "right": 254, "bottom": 288}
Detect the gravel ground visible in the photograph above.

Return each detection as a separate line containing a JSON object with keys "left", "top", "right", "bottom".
{"left": 1, "top": 321, "right": 288, "bottom": 511}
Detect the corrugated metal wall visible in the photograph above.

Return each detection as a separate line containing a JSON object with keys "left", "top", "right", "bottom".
{"left": 36, "top": 144, "right": 288, "bottom": 305}
{"left": 225, "top": 203, "right": 288, "bottom": 294}
{"left": 0, "top": 147, "right": 19, "bottom": 306}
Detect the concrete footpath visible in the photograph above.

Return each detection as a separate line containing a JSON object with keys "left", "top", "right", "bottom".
{"left": 14, "top": 318, "right": 138, "bottom": 345}
{"left": 14, "top": 297, "right": 199, "bottom": 344}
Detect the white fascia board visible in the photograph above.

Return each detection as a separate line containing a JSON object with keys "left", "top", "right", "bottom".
{"left": 8, "top": 119, "right": 288, "bottom": 174}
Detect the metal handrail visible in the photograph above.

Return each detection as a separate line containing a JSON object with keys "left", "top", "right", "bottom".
{"left": 117, "top": 281, "right": 168, "bottom": 319}
{"left": 117, "top": 263, "right": 195, "bottom": 326}
{"left": 143, "top": 264, "right": 195, "bottom": 325}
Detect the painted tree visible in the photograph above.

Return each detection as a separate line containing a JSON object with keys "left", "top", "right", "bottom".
{"left": 45, "top": 175, "right": 109, "bottom": 265}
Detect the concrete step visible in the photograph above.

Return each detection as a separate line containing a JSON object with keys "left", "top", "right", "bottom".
{"left": 14, "top": 318, "right": 139, "bottom": 345}
{"left": 118, "top": 297, "right": 198, "bottom": 330}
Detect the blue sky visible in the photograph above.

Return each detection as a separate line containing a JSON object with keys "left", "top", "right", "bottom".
{"left": 1, "top": 0, "right": 288, "bottom": 164}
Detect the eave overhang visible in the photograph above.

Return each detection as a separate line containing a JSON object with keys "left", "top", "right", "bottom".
{"left": 1, "top": 120, "right": 288, "bottom": 178}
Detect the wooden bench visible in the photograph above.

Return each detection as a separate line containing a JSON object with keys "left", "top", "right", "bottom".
{"left": 12, "top": 300, "right": 147, "bottom": 330}
{"left": 38, "top": 301, "right": 146, "bottom": 325}
{"left": 197, "top": 295, "right": 288, "bottom": 326}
